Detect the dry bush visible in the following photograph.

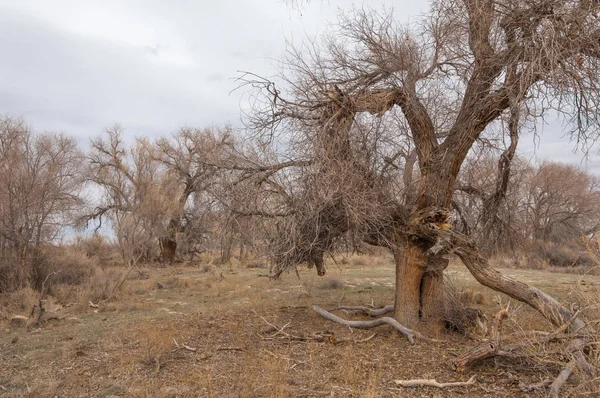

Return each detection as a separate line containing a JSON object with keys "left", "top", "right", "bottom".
{"left": 505, "top": 283, "right": 600, "bottom": 396}
{"left": 246, "top": 261, "right": 268, "bottom": 269}
{"left": 85, "top": 268, "right": 126, "bottom": 302}
{"left": 74, "top": 234, "right": 120, "bottom": 267}
{"left": 567, "top": 291, "right": 600, "bottom": 395}
{"left": 1, "top": 246, "right": 99, "bottom": 294}
{"left": 0, "top": 252, "right": 28, "bottom": 293}
{"left": 33, "top": 247, "right": 98, "bottom": 289}
{"left": 0, "top": 286, "right": 38, "bottom": 316}
{"left": 317, "top": 277, "right": 344, "bottom": 290}
{"left": 529, "top": 240, "right": 595, "bottom": 269}
{"left": 443, "top": 280, "right": 486, "bottom": 335}
{"left": 108, "top": 322, "right": 181, "bottom": 373}
{"left": 162, "top": 276, "right": 191, "bottom": 290}
{"left": 350, "top": 256, "right": 368, "bottom": 267}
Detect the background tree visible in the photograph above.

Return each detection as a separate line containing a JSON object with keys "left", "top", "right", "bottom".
{"left": 0, "top": 116, "right": 84, "bottom": 292}
{"left": 153, "top": 127, "right": 235, "bottom": 263}
{"left": 82, "top": 128, "right": 174, "bottom": 278}
{"left": 526, "top": 162, "right": 600, "bottom": 242}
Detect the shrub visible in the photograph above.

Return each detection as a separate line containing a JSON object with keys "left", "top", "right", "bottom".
{"left": 531, "top": 240, "right": 596, "bottom": 269}
{"left": 444, "top": 281, "right": 486, "bottom": 335}
{"left": 0, "top": 252, "right": 29, "bottom": 293}
{"left": 86, "top": 268, "right": 125, "bottom": 302}
{"left": 318, "top": 278, "right": 344, "bottom": 290}
{"left": 74, "top": 234, "right": 120, "bottom": 267}
{"left": 0, "top": 286, "right": 38, "bottom": 315}
{"left": 246, "top": 261, "right": 267, "bottom": 269}
{"left": 37, "top": 247, "right": 98, "bottom": 288}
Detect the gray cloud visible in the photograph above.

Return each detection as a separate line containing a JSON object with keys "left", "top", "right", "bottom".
{"left": 0, "top": 0, "right": 597, "bottom": 174}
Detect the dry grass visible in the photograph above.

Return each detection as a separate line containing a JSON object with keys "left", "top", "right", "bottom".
{"left": 1, "top": 255, "right": 599, "bottom": 397}
{"left": 317, "top": 277, "right": 345, "bottom": 290}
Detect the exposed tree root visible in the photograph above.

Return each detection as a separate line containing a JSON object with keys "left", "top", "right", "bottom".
{"left": 519, "top": 378, "right": 552, "bottom": 393}
{"left": 312, "top": 305, "right": 441, "bottom": 344}
{"left": 394, "top": 375, "right": 477, "bottom": 388}
{"left": 549, "top": 361, "right": 575, "bottom": 398}
{"left": 330, "top": 304, "right": 395, "bottom": 316}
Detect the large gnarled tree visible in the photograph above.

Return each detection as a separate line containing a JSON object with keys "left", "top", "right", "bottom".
{"left": 242, "top": 0, "right": 600, "bottom": 392}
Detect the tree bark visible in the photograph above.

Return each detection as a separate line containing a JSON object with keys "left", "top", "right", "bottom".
{"left": 394, "top": 241, "right": 427, "bottom": 328}
{"left": 420, "top": 256, "right": 449, "bottom": 333}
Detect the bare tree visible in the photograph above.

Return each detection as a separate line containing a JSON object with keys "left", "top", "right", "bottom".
{"left": 0, "top": 116, "right": 84, "bottom": 292}
{"left": 243, "top": 1, "right": 600, "bottom": 391}
{"left": 526, "top": 162, "right": 600, "bottom": 241}
{"left": 455, "top": 149, "right": 533, "bottom": 253}
{"left": 81, "top": 127, "right": 174, "bottom": 279}
{"left": 152, "top": 126, "right": 236, "bottom": 264}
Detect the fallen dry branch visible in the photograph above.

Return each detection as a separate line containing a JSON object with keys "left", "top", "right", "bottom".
{"left": 312, "top": 305, "right": 441, "bottom": 344}
{"left": 331, "top": 304, "right": 394, "bottom": 316}
{"left": 549, "top": 361, "right": 575, "bottom": 398}
{"left": 519, "top": 378, "right": 552, "bottom": 393}
{"left": 453, "top": 308, "right": 510, "bottom": 372}
{"left": 260, "top": 316, "right": 338, "bottom": 343}
{"left": 172, "top": 338, "right": 197, "bottom": 352}
{"left": 454, "top": 308, "right": 584, "bottom": 372}
{"left": 216, "top": 347, "right": 244, "bottom": 352}
{"left": 423, "top": 229, "right": 600, "bottom": 396}
{"left": 394, "top": 375, "right": 477, "bottom": 389}
{"left": 355, "top": 333, "right": 377, "bottom": 343}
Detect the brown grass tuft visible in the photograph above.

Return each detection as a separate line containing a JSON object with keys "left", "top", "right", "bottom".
{"left": 318, "top": 277, "right": 344, "bottom": 290}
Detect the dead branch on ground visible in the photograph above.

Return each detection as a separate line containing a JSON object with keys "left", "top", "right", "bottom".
{"left": 313, "top": 305, "right": 441, "bottom": 344}
{"left": 394, "top": 375, "right": 477, "bottom": 389}
{"left": 330, "top": 304, "right": 394, "bottom": 316}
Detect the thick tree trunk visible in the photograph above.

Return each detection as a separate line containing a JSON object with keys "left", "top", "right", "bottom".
{"left": 393, "top": 158, "right": 454, "bottom": 329}
{"left": 160, "top": 218, "right": 180, "bottom": 265}
{"left": 420, "top": 256, "right": 449, "bottom": 333}
{"left": 394, "top": 241, "right": 427, "bottom": 328}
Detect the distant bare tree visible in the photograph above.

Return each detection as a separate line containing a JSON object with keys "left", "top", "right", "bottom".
{"left": 455, "top": 149, "right": 533, "bottom": 254}
{"left": 81, "top": 127, "right": 174, "bottom": 276}
{"left": 0, "top": 116, "right": 84, "bottom": 291}
{"left": 153, "top": 127, "right": 235, "bottom": 263}
{"left": 527, "top": 162, "right": 600, "bottom": 242}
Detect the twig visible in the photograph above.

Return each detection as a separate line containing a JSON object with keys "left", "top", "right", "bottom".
{"left": 30, "top": 271, "right": 57, "bottom": 324}
{"left": 172, "top": 338, "right": 197, "bottom": 352}
{"left": 261, "top": 317, "right": 292, "bottom": 337}
{"left": 216, "top": 347, "right": 243, "bottom": 351}
{"left": 355, "top": 333, "right": 377, "bottom": 343}
{"left": 394, "top": 375, "right": 477, "bottom": 388}
{"left": 519, "top": 378, "right": 552, "bottom": 393}
{"left": 182, "top": 344, "right": 197, "bottom": 352}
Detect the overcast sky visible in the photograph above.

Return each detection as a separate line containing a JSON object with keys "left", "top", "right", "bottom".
{"left": 0, "top": 0, "right": 598, "bottom": 173}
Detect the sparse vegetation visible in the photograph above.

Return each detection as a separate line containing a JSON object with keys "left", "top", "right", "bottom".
{"left": 2, "top": 0, "right": 600, "bottom": 396}
{"left": 1, "top": 257, "right": 599, "bottom": 397}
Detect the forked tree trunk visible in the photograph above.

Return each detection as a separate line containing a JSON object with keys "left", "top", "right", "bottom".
{"left": 393, "top": 157, "right": 456, "bottom": 329}
{"left": 394, "top": 239, "right": 448, "bottom": 330}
